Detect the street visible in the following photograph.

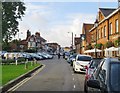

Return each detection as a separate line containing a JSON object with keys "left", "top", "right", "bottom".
{"left": 13, "top": 56, "right": 85, "bottom": 91}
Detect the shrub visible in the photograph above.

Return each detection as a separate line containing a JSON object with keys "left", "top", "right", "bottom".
{"left": 86, "top": 44, "right": 92, "bottom": 50}
{"left": 1, "top": 57, "right": 26, "bottom": 64}
{"left": 24, "top": 49, "right": 36, "bottom": 53}
{"left": 95, "top": 43, "right": 103, "bottom": 49}
{"left": 115, "top": 37, "right": 120, "bottom": 47}
{"left": 105, "top": 41, "right": 114, "bottom": 48}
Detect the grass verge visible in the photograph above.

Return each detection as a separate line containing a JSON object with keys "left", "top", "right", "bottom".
{"left": 1, "top": 62, "right": 40, "bottom": 86}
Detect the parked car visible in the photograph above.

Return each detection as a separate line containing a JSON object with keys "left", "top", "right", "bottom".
{"left": 84, "top": 58, "right": 102, "bottom": 93}
{"left": 70, "top": 53, "right": 77, "bottom": 66}
{"left": 22, "top": 53, "right": 34, "bottom": 61}
{"left": 29, "top": 53, "right": 43, "bottom": 60}
{"left": 42, "top": 52, "right": 53, "bottom": 59}
{"left": 73, "top": 54, "right": 92, "bottom": 73}
{"left": 86, "top": 57, "right": 120, "bottom": 93}
{"left": 67, "top": 53, "right": 77, "bottom": 65}
{"left": 64, "top": 52, "right": 70, "bottom": 60}
{"left": 37, "top": 53, "right": 49, "bottom": 59}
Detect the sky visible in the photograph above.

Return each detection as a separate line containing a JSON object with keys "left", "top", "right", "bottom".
{"left": 16, "top": 0, "right": 118, "bottom": 47}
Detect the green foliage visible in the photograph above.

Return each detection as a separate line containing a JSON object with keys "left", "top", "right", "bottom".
{"left": 2, "top": 41, "right": 11, "bottom": 51}
{"left": 2, "top": 1, "right": 26, "bottom": 42}
{"left": 86, "top": 44, "right": 92, "bottom": 50}
{"left": 105, "top": 41, "right": 114, "bottom": 48}
{"left": 95, "top": 43, "right": 103, "bottom": 49}
{"left": 1, "top": 57, "right": 26, "bottom": 64}
{"left": 114, "top": 37, "right": 120, "bottom": 47}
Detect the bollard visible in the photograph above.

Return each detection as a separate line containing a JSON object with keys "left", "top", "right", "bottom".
{"left": 15, "top": 59, "right": 18, "bottom": 65}
{"left": 25, "top": 59, "right": 28, "bottom": 69}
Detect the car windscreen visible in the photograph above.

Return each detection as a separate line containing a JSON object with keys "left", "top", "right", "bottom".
{"left": 110, "top": 63, "right": 120, "bottom": 91}
{"left": 89, "top": 60, "right": 100, "bottom": 68}
{"left": 77, "top": 56, "right": 92, "bottom": 61}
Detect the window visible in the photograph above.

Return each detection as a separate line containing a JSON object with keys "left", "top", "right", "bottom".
{"left": 99, "top": 30, "right": 101, "bottom": 39}
{"left": 77, "top": 56, "right": 92, "bottom": 61}
{"left": 97, "top": 29, "right": 99, "bottom": 40}
{"left": 110, "top": 63, "right": 120, "bottom": 91}
{"left": 115, "top": 19, "right": 118, "bottom": 33}
{"left": 91, "top": 35, "right": 94, "bottom": 42}
{"left": 104, "top": 26, "right": 106, "bottom": 37}
{"left": 109, "top": 23, "right": 112, "bottom": 35}
{"left": 97, "top": 59, "right": 107, "bottom": 84}
{"left": 101, "top": 27, "right": 104, "bottom": 38}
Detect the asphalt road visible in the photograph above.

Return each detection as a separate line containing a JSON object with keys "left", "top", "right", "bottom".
{"left": 13, "top": 56, "right": 85, "bottom": 91}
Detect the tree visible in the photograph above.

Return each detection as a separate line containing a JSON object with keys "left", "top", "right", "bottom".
{"left": 2, "top": 0, "right": 26, "bottom": 43}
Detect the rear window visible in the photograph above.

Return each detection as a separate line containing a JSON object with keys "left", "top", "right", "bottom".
{"left": 77, "top": 56, "right": 92, "bottom": 61}
{"left": 110, "top": 63, "right": 120, "bottom": 91}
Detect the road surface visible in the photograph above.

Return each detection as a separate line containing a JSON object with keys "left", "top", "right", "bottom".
{"left": 12, "top": 56, "right": 85, "bottom": 91}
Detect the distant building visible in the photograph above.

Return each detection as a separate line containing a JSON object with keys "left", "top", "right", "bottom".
{"left": 19, "top": 30, "right": 46, "bottom": 51}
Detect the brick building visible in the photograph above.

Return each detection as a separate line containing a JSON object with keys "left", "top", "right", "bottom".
{"left": 79, "top": 6, "right": 120, "bottom": 58}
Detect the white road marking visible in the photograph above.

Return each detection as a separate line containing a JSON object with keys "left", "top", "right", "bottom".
{"left": 7, "top": 64, "right": 45, "bottom": 92}
{"left": 72, "top": 74, "right": 74, "bottom": 75}
{"left": 74, "top": 85, "right": 76, "bottom": 89}
{"left": 73, "top": 78, "right": 74, "bottom": 81}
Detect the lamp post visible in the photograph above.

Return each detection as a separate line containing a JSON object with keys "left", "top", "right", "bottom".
{"left": 68, "top": 32, "right": 73, "bottom": 50}
{"left": 94, "top": 19, "right": 98, "bottom": 58}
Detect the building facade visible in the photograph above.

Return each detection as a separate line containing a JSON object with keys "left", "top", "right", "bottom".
{"left": 79, "top": 6, "right": 120, "bottom": 58}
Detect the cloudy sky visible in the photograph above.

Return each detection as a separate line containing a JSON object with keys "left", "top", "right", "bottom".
{"left": 17, "top": 0, "right": 118, "bottom": 47}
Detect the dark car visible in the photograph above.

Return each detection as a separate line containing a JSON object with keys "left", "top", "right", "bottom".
{"left": 69, "top": 54, "right": 77, "bottom": 66}
{"left": 86, "top": 57, "right": 120, "bottom": 93}
{"left": 84, "top": 58, "right": 102, "bottom": 93}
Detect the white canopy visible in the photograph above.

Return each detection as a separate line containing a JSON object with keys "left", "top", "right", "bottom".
{"left": 84, "top": 48, "right": 102, "bottom": 53}
{"left": 104, "top": 47, "right": 120, "bottom": 51}
{"left": 104, "top": 47, "right": 120, "bottom": 57}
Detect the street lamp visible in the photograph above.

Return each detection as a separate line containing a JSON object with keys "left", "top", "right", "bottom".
{"left": 94, "top": 19, "right": 98, "bottom": 58}
{"left": 68, "top": 32, "right": 73, "bottom": 50}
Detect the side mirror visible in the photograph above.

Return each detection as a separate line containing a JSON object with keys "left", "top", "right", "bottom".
{"left": 87, "top": 79, "right": 100, "bottom": 89}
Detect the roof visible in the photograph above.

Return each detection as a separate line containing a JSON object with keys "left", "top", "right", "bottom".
{"left": 20, "top": 40, "right": 27, "bottom": 45}
{"left": 82, "top": 23, "right": 94, "bottom": 34}
{"left": 40, "top": 36, "right": 46, "bottom": 42}
{"left": 99, "top": 8, "right": 116, "bottom": 17}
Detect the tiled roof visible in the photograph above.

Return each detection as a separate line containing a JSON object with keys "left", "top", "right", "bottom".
{"left": 40, "top": 36, "right": 46, "bottom": 42}
{"left": 99, "top": 8, "right": 116, "bottom": 17}
{"left": 83, "top": 23, "right": 94, "bottom": 32}
{"left": 20, "top": 40, "right": 27, "bottom": 45}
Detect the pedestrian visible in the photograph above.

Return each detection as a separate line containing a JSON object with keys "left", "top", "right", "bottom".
{"left": 58, "top": 53, "right": 60, "bottom": 59}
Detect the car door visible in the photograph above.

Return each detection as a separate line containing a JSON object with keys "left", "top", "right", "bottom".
{"left": 94, "top": 59, "right": 108, "bottom": 93}
{"left": 87, "top": 59, "right": 106, "bottom": 93}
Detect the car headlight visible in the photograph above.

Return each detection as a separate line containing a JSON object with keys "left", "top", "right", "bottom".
{"left": 76, "top": 62, "right": 80, "bottom": 66}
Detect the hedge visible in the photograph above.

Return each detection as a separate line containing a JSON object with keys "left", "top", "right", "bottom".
{"left": 1, "top": 57, "right": 26, "bottom": 64}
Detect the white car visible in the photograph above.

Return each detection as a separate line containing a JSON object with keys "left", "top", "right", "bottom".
{"left": 73, "top": 54, "right": 92, "bottom": 73}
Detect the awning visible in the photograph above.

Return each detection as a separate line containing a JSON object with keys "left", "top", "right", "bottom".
{"left": 104, "top": 47, "right": 120, "bottom": 51}
{"left": 84, "top": 48, "right": 102, "bottom": 53}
